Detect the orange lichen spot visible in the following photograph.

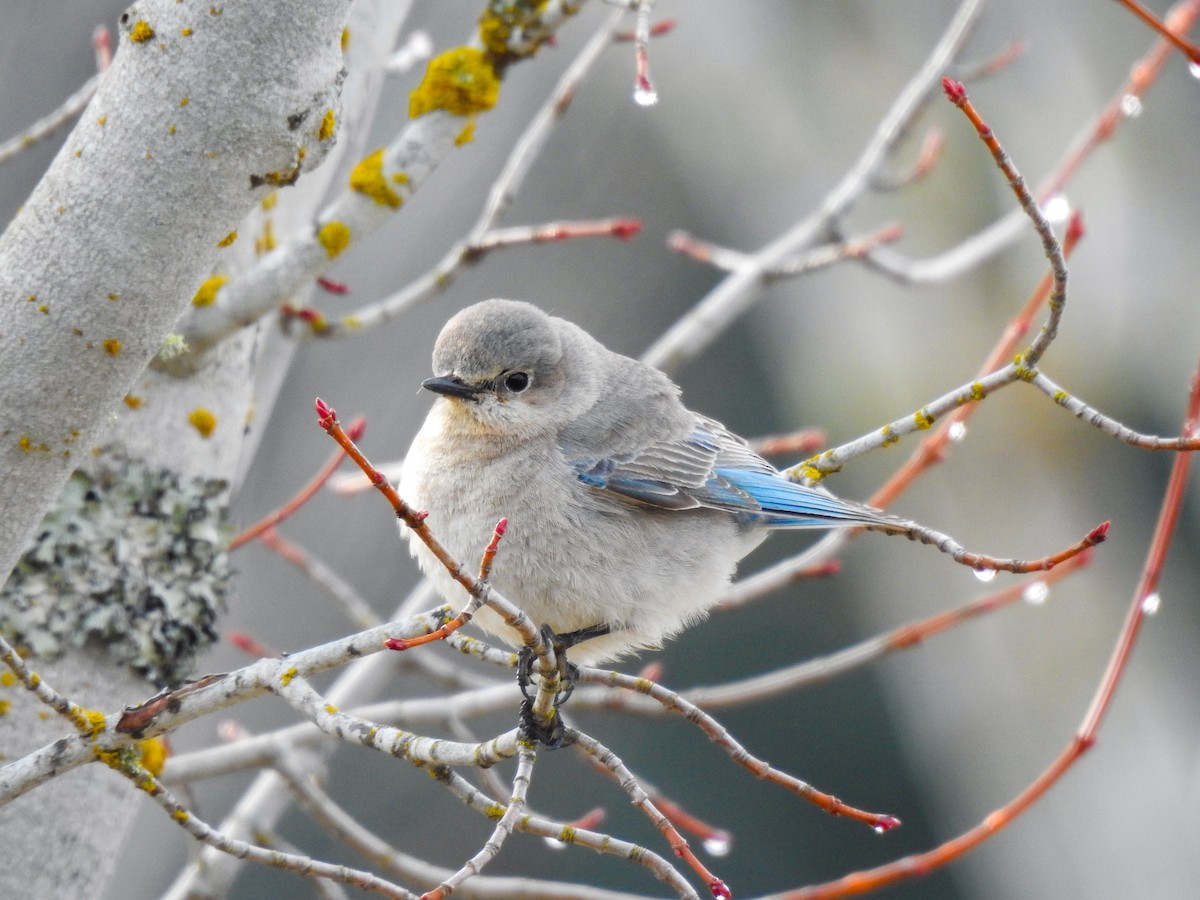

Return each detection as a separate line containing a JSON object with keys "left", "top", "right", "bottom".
{"left": 324, "top": 704, "right": 338, "bottom": 714}
{"left": 455, "top": 120, "right": 476, "bottom": 146}
{"left": 129, "top": 20, "right": 156, "bottom": 43}
{"left": 188, "top": 408, "right": 217, "bottom": 438}
{"left": 261, "top": 191, "right": 278, "bottom": 211}
{"left": 0, "top": 671, "right": 16, "bottom": 687}
{"left": 168, "top": 125, "right": 176, "bottom": 135}
{"left": 179, "top": 97, "right": 189, "bottom": 106}
{"left": 124, "top": 394, "right": 143, "bottom": 409}
{"left": 408, "top": 47, "right": 499, "bottom": 119}
{"left": 209, "top": 6, "right": 222, "bottom": 16}
{"left": 280, "top": 666, "right": 298, "bottom": 687}
{"left": 107, "top": 292, "right": 120, "bottom": 301}
{"left": 318, "top": 109, "right": 336, "bottom": 141}
{"left": 317, "top": 220, "right": 351, "bottom": 258}
{"left": 73, "top": 148, "right": 82, "bottom": 158}
{"left": 340, "top": 27, "right": 350, "bottom": 51}
{"left": 102, "top": 339, "right": 122, "bottom": 356}
{"left": 349, "top": 149, "right": 403, "bottom": 208}
{"left": 216, "top": 230, "right": 237, "bottom": 248}
{"left": 0, "top": 699, "right": 10, "bottom": 716}
{"left": 97, "top": 114, "right": 107, "bottom": 126}
{"left": 24, "top": 293, "right": 36, "bottom": 302}
{"left": 37, "top": 304, "right": 49, "bottom": 314}
{"left": 392, "top": 171, "right": 410, "bottom": 185}
{"left": 191, "top": 274, "right": 228, "bottom": 306}
{"left": 180, "top": 27, "right": 193, "bottom": 37}
{"left": 138, "top": 738, "right": 169, "bottom": 776}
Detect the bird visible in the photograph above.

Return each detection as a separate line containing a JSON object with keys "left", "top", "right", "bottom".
{"left": 400, "top": 299, "right": 910, "bottom": 666}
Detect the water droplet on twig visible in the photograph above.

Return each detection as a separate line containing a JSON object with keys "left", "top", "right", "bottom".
{"left": 1022, "top": 581, "right": 1049, "bottom": 605}
{"left": 633, "top": 85, "right": 659, "bottom": 106}
{"left": 703, "top": 835, "right": 732, "bottom": 857}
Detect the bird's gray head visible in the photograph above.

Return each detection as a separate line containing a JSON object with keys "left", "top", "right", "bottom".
{"left": 422, "top": 299, "right": 573, "bottom": 436}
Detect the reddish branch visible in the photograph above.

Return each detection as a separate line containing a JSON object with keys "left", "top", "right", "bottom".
{"left": 230, "top": 416, "right": 365, "bottom": 550}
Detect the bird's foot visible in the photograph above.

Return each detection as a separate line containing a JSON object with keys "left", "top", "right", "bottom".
{"left": 517, "top": 623, "right": 609, "bottom": 748}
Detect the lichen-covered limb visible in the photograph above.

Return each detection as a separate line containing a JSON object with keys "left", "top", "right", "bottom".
{"left": 788, "top": 364, "right": 1017, "bottom": 479}
{"left": 0, "top": 608, "right": 453, "bottom": 807}
{"left": 331, "top": 7, "right": 627, "bottom": 335}
{"left": 640, "top": 0, "right": 985, "bottom": 375}
{"left": 175, "top": 2, "right": 598, "bottom": 356}
{"left": 102, "top": 753, "right": 419, "bottom": 899}
{"left": 1031, "top": 371, "right": 1200, "bottom": 450}
{"left": 273, "top": 669, "right": 520, "bottom": 767}
{"left": 433, "top": 763, "right": 698, "bottom": 899}
{"left": 0, "top": 73, "right": 101, "bottom": 165}
{"left": 279, "top": 751, "right": 645, "bottom": 900}
{"left": 0, "top": 0, "right": 348, "bottom": 587}
{"left": 423, "top": 743, "right": 536, "bottom": 899}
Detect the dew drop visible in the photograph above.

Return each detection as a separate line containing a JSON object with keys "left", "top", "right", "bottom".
{"left": 710, "top": 880, "right": 732, "bottom": 900}
{"left": 947, "top": 421, "right": 967, "bottom": 443}
{"left": 1141, "top": 592, "right": 1161, "bottom": 615}
{"left": 542, "top": 836, "right": 568, "bottom": 851}
{"left": 1022, "top": 581, "right": 1049, "bottom": 606}
{"left": 1190, "top": 61, "right": 1200, "bottom": 80}
{"left": 1120, "top": 94, "right": 1143, "bottom": 118}
{"left": 872, "top": 814, "right": 902, "bottom": 833}
{"left": 973, "top": 568, "right": 997, "bottom": 583}
{"left": 703, "top": 834, "right": 732, "bottom": 858}
{"left": 1041, "top": 194, "right": 1071, "bottom": 224}
{"left": 633, "top": 85, "right": 659, "bottom": 107}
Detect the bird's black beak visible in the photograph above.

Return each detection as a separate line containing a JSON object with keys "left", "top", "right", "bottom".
{"left": 422, "top": 375, "right": 483, "bottom": 400}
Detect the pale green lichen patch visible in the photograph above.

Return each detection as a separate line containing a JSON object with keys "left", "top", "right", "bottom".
{"left": 349, "top": 149, "right": 403, "bottom": 208}
{"left": 0, "top": 454, "right": 229, "bottom": 684}
{"left": 409, "top": 47, "right": 499, "bottom": 119}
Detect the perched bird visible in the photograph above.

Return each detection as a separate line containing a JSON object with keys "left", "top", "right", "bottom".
{"left": 400, "top": 299, "right": 909, "bottom": 665}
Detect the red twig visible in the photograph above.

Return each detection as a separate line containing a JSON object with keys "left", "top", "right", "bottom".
{"left": 314, "top": 399, "right": 493, "bottom": 652}
{"left": 1117, "top": 0, "right": 1200, "bottom": 62}
{"left": 1042, "top": 0, "right": 1200, "bottom": 200}
{"left": 316, "top": 275, "right": 350, "bottom": 295}
{"left": 654, "top": 796, "right": 733, "bottom": 857}
{"left": 226, "top": 630, "right": 278, "bottom": 659}
{"left": 781, "top": 360, "right": 1200, "bottom": 899}
{"left": 477, "top": 518, "right": 508, "bottom": 583}
{"left": 229, "top": 416, "right": 365, "bottom": 551}
{"left": 93, "top": 25, "right": 112, "bottom": 72}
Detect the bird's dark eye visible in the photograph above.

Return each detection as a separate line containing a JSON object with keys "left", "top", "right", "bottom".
{"left": 503, "top": 371, "right": 531, "bottom": 393}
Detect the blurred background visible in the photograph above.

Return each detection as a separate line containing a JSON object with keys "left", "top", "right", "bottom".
{"left": 3, "top": 2, "right": 1200, "bottom": 898}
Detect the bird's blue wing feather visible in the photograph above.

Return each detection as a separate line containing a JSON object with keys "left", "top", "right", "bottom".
{"left": 569, "top": 419, "right": 890, "bottom": 528}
